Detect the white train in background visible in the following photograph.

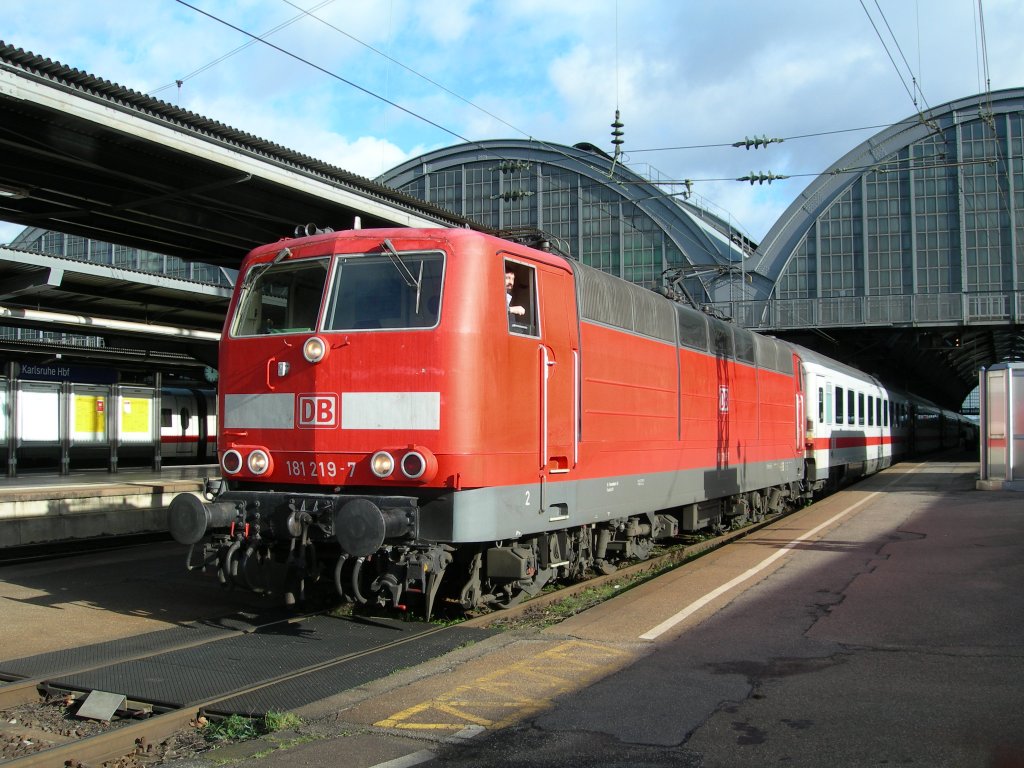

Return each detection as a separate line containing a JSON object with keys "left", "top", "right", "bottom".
{"left": 799, "top": 345, "right": 975, "bottom": 493}
{"left": 0, "top": 376, "right": 215, "bottom": 474}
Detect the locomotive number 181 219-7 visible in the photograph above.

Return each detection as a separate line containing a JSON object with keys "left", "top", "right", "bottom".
{"left": 284, "top": 460, "right": 356, "bottom": 479}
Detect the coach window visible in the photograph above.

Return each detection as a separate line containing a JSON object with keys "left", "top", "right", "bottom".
{"left": 818, "top": 388, "right": 825, "bottom": 423}
{"left": 876, "top": 397, "right": 882, "bottom": 427}
{"left": 867, "top": 395, "right": 874, "bottom": 426}
{"left": 847, "top": 390, "right": 856, "bottom": 425}
{"left": 709, "top": 318, "right": 735, "bottom": 360}
{"left": 884, "top": 399, "right": 889, "bottom": 426}
{"left": 734, "top": 328, "right": 756, "bottom": 365}
{"left": 836, "top": 386, "right": 844, "bottom": 424}
{"left": 504, "top": 259, "right": 538, "bottom": 336}
{"left": 677, "top": 306, "right": 709, "bottom": 351}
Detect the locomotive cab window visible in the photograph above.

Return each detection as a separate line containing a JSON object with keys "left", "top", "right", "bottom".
{"left": 325, "top": 250, "right": 444, "bottom": 331}
{"left": 232, "top": 257, "right": 330, "bottom": 337}
{"left": 504, "top": 259, "right": 538, "bottom": 336}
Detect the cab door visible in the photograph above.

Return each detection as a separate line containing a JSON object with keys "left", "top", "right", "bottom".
{"left": 502, "top": 256, "right": 578, "bottom": 477}
{"left": 537, "top": 266, "right": 578, "bottom": 475}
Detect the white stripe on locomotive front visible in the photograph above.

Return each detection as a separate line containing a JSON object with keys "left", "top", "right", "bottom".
{"left": 223, "top": 391, "right": 441, "bottom": 430}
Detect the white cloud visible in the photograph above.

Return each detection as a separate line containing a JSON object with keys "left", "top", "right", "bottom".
{"left": 1, "top": 0, "right": 1022, "bottom": 243}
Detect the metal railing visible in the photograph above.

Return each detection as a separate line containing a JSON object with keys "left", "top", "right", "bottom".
{"left": 718, "top": 291, "right": 1024, "bottom": 331}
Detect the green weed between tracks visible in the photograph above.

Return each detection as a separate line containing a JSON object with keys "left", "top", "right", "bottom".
{"left": 203, "top": 711, "right": 303, "bottom": 743}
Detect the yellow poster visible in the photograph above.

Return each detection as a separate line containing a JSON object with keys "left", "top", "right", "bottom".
{"left": 74, "top": 395, "right": 106, "bottom": 437}
{"left": 121, "top": 397, "right": 151, "bottom": 436}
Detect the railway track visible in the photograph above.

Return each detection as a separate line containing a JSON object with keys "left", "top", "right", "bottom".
{"left": 0, "top": 508, "right": 784, "bottom": 767}
{"left": 0, "top": 610, "right": 489, "bottom": 767}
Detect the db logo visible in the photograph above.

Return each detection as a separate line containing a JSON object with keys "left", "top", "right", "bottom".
{"left": 297, "top": 394, "right": 339, "bottom": 429}
{"left": 718, "top": 385, "right": 730, "bottom": 413}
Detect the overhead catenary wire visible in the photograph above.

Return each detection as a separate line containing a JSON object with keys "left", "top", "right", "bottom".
{"left": 172, "top": 0, "right": 477, "bottom": 147}
{"left": 169, "top": 1, "right": 943, "bottom": 202}
{"left": 170, "top": 1, "right": 636, "bottom": 204}
{"left": 872, "top": 0, "right": 931, "bottom": 112}
{"left": 627, "top": 119, "right": 918, "bottom": 154}
{"left": 168, "top": 0, "right": 998, "bottom": 288}
{"left": 168, "top": 0, "right": 743, "bottom": 278}
{"left": 859, "top": 0, "right": 919, "bottom": 110}
{"left": 151, "top": 0, "right": 336, "bottom": 96}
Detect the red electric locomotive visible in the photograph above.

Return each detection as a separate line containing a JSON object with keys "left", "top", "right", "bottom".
{"left": 169, "top": 227, "right": 811, "bottom": 616}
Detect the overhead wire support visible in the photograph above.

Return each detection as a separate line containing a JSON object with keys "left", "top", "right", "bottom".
{"left": 737, "top": 172, "right": 789, "bottom": 186}
{"left": 732, "top": 135, "right": 784, "bottom": 150}
{"left": 611, "top": 110, "right": 625, "bottom": 159}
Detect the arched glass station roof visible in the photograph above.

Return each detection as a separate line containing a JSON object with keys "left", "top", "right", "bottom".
{"left": 736, "top": 89, "right": 1024, "bottom": 407}
{"left": 378, "top": 139, "right": 751, "bottom": 305}
{"left": 382, "top": 92, "right": 1023, "bottom": 410}
{"left": 753, "top": 88, "right": 1024, "bottom": 307}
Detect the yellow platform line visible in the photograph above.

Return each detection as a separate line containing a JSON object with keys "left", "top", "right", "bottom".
{"left": 375, "top": 639, "right": 631, "bottom": 732}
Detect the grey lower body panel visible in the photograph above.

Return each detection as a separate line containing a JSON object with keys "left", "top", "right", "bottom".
{"left": 421, "top": 458, "right": 803, "bottom": 543}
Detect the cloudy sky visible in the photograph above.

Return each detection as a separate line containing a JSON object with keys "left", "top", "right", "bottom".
{"left": 1, "top": 0, "right": 1022, "bottom": 246}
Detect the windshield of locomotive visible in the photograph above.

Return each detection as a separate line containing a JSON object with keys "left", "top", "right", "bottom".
{"left": 231, "top": 257, "right": 330, "bottom": 337}
{"left": 230, "top": 251, "right": 444, "bottom": 337}
{"left": 322, "top": 251, "right": 444, "bottom": 331}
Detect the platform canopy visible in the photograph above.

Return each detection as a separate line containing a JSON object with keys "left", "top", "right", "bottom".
{"left": 0, "top": 43, "right": 474, "bottom": 268}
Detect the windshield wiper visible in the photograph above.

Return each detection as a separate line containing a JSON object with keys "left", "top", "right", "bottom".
{"left": 382, "top": 238, "right": 423, "bottom": 313}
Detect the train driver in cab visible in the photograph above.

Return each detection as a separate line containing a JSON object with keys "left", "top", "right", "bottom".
{"left": 506, "top": 269, "right": 526, "bottom": 317}
{"left": 506, "top": 269, "right": 526, "bottom": 324}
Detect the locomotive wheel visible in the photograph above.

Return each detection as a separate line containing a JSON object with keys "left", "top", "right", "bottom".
{"left": 631, "top": 536, "right": 653, "bottom": 560}
{"left": 460, "top": 579, "right": 482, "bottom": 611}
{"left": 491, "top": 586, "right": 525, "bottom": 610}
{"left": 458, "top": 553, "right": 484, "bottom": 611}
{"left": 491, "top": 565, "right": 554, "bottom": 609}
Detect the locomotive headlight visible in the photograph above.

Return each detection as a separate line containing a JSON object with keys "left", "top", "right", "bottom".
{"left": 370, "top": 450, "right": 395, "bottom": 478}
{"left": 222, "top": 449, "right": 243, "bottom": 475}
{"left": 247, "top": 449, "right": 271, "bottom": 475}
{"left": 303, "top": 336, "right": 328, "bottom": 363}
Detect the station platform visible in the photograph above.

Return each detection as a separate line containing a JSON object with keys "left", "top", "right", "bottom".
{"left": 0, "top": 465, "right": 217, "bottom": 550}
